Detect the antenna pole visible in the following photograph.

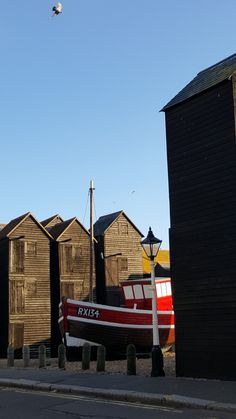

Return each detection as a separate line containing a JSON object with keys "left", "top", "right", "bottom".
{"left": 89, "top": 180, "right": 95, "bottom": 302}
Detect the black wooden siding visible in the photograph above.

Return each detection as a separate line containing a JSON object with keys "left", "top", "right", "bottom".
{"left": 165, "top": 77, "right": 236, "bottom": 379}
{"left": 166, "top": 80, "right": 236, "bottom": 227}
{"left": 50, "top": 240, "right": 61, "bottom": 357}
{"left": 94, "top": 236, "right": 106, "bottom": 304}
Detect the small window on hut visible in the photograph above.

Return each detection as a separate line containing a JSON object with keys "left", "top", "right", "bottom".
{"left": 119, "top": 258, "right": 128, "bottom": 271}
{"left": 10, "top": 240, "right": 24, "bottom": 274}
{"left": 71, "top": 245, "right": 82, "bottom": 273}
{"left": 65, "top": 245, "right": 73, "bottom": 272}
{"left": 9, "top": 280, "right": 25, "bottom": 314}
{"left": 25, "top": 241, "right": 37, "bottom": 256}
{"left": 26, "top": 279, "right": 37, "bottom": 297}
{"left": 61, "top": 282, "right": 74, "bottom": 299}
{"left": 72, "top": 245, "right": 82, "bottom": 259}
{"left": 118, "top": 223, "right": 128, "bottom": 235}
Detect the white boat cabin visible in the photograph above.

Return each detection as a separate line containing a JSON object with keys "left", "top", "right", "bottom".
{"left": 121, "top": 277, "right": 173, "bottom": 311}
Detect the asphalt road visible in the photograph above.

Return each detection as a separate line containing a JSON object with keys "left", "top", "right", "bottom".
{"left": 1, "top": 387, "right": 236, "bottom": 419}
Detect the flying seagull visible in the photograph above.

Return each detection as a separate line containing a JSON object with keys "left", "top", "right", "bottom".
{"left": 52, "top": 2, "right": 62, "bottom": 16}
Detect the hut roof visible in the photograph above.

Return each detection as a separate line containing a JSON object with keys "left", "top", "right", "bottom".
{"left": 41, "top": 214, "right": 63, "bottom": 227}
{"left": 48, "top": 217, "right": 90, "bottom": 241}
{"left": 162, "top": 53, "right": 236, "bottom": 111}
{"left": 155, "top": 263, "right": 170, "bottom": 277}
{"left": 0, "top": 212, "right": 53, "bottom": 240}
{"left": 93, "top": 210, "right": 144, "bottom": 237}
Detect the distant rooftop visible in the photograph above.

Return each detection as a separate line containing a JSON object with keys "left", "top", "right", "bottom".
{"left": 47, "top": 218, "right": 76, "bottom": 240}
{"left": 41, "top": 214, "right": 63, "bottom": 227}
{"left": 94, "top": 210, "right": 143, "bottom": 237}
{"left": 0, "top": 212, "right": 52, "bottom": 240}
{"left": 162, "top": 53, "right": 236, "bottom": 111}
{"left": 94, "top": 211, "right": 123, "bottom": 236}
{"left": 48, "top": 217, "right": 90, "bottom": 241}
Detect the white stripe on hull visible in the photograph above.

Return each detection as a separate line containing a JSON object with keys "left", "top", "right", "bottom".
{"left": 67, "top": 315, "right": 175, "bottom": 329}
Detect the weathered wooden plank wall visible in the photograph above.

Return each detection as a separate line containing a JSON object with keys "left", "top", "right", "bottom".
{"left": 95, "top": 213, "right": 143, "bottom": 306}
{"left": 0, "top": 240, "right": 9, "bottom": 357}
{"left": 104, "top": 213, "right": 143, "bottom": 285}
{"left": 57, "top": 221, "right": 94, "bottom": 301}
{"left": 50, "top": 219, "right": 94, "bottom": 354}
{"left": 0, "top": 214, "right": 52, "bottom": 358}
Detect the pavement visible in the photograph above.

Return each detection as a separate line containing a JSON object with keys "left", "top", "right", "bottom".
{"left": 1, "top": 365, "right": 236, "bottom": 413}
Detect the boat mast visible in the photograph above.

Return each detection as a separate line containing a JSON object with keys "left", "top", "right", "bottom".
{"left": 89, "top": 180, "right": 95, "bottom": 302}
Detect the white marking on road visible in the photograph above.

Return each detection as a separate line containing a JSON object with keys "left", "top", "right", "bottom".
{"left": 0, "top": 387, "right": 182, "bottom": 413}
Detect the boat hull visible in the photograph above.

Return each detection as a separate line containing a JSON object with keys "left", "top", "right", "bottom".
{"left": 59, "top": 298, "right": 175, "bottom": 358}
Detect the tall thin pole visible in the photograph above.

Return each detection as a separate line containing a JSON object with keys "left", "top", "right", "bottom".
{"left": 150, "top": 255, "right": 165, "bottom": 377}
{"left": 150, "top": 258, "right": 159, "bottom": 346}
{"left": 141, "top": 227, "right": 165, "bottom": 377}
{"left": 89, "top": 180, "right": 95, "bottom": 302}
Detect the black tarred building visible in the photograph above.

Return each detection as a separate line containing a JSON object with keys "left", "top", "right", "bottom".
{"left": 162, "top": 54, "right": 236, "bottom": 380}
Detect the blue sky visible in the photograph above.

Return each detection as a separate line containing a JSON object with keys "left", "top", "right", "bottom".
{"left": 1, "top": 1, "right": 236, "bottom": 248}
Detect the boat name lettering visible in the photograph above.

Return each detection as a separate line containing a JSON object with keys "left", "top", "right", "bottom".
{"left": 77, "top": 307, "right": 100, "bottom": 318}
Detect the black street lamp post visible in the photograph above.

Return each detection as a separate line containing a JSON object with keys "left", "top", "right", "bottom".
{"left": 141, "top": 227, "right": 165, "bottom": 377}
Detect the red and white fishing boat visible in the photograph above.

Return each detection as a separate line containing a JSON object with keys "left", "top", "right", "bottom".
{"left": 58, "top": 277, "right": 175, "bottom": 358}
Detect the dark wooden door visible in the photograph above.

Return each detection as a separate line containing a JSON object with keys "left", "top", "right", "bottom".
{"left": 10, "top": 323, "right": 24, "bottom": 359}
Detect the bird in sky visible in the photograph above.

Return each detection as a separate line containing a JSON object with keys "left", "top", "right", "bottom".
{"left": 52, "top": 2, "right": 62, "bottom": 16}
